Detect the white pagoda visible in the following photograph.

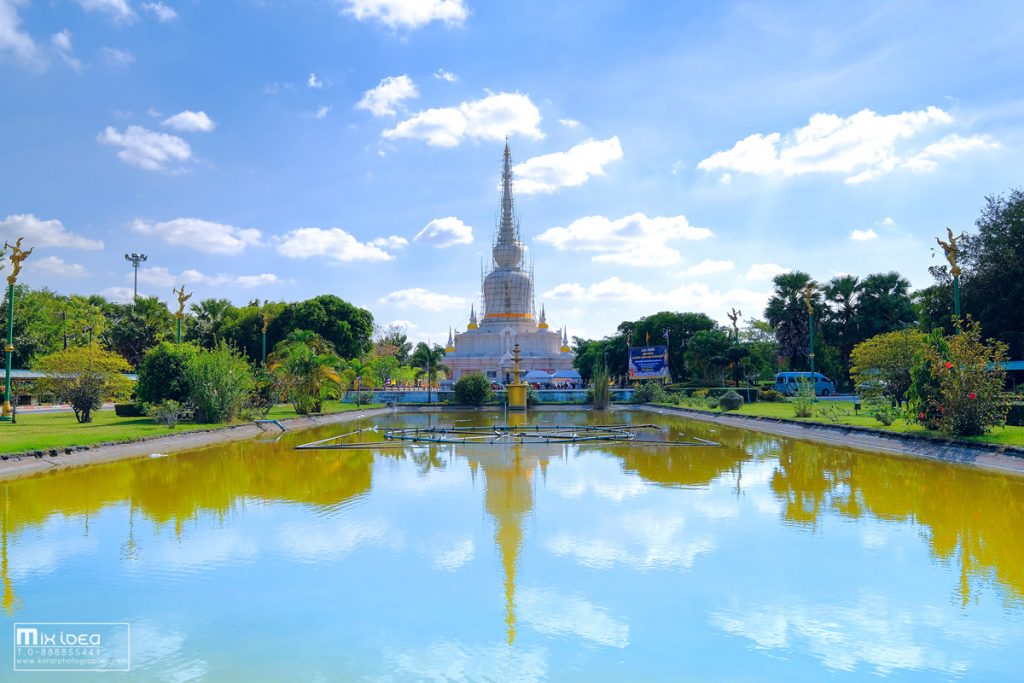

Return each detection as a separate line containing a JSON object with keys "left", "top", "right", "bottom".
{"left": 444, "top": 141, "right": 574, "bottom": 384}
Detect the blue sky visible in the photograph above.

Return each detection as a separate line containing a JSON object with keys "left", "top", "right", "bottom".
{"left": 2, "top": 0, "right": 1022, "bottom": 343}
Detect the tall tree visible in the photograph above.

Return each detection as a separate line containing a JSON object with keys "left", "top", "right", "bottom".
{"left": 269, "top": 295, "right": 373, "bottom": 360}
{"left": 764, "top": 271, "right": 817, "bottom": 369}
{"left": 855, "top": 272, "right": 915, "bottom": 340}
{"left": 410, "top": 342, "right": 447, "bottom": 402}
{"left": 101, "top": 296, "right": 174, "bottom": 368}
{"left": 187, "top": 298, "right": 236, "bottom": 349}
{"left": 620, "top": 311, "right": 717, "bottom": 382}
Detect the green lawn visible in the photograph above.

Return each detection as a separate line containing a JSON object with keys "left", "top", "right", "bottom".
{"left": 0, "top": 401, "right": 381, "bottom": 454}
{"left": 653, "top": 400, "right": 1024, "bottom": 447}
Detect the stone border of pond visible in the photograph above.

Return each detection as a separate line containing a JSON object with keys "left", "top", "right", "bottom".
{"left": 638, "top": 404, "right": 1024, "bottom": 475}
{"left": 0, "top": 407, "right": 394, "bottom": 481}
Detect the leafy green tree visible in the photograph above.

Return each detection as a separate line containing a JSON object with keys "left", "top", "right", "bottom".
{"left": 136, "top": 342, "right": 200, "bottom": 405}
{"left": 410, "top": 342, "right": 446, "bottom": 402}
{"left": 270, "top": 333, "right": 342, "bottom": 414}
{"left": 914, "top": 278, "right": 956, "bottom": 336}
{"left": 102, "top": 296, "right": 174, "bottom": 368}
{"left": 684, "top": 329, "right": 732, "bottom": 383}
{"left": 269, "top": 295, "right": 373, "bottom": 360}
{"left": 367, "top": 354, "right": 400, "bottom": 387}
{"left": 35, "top": 347, "right": 133, "bottom": 423}
{"left": 185, "top": 342, "right": 254, "bottom": 423}
{"left": 341, "top": 357, "right": 377, "bottom": 391}
{"left": 958, "top": 188, "right": 1024, "bottom": 357}
{"left": 218, "top": 300, "right": 287, "bottom": 361}
{"left": 821, "top": 275, "right": 860, "bottom": 372}
{"left": 850, "top": 329, "right": 928, "bottom": 406}
{"left": 618, "top": 311, "right": 716, "bottom": 382}
{"left": 454, "top": 373, "right": 493, "bottom": 405}
{"left": 764, "top": 271, "right": 817, "bottom": 369}
{"left": 187, "top": 298, "right": 236, "bottom": 349}
{"left": 854, "top": 272, "right": 915, "bottom": 340}
{"left": 375, "top": 324, "right": 413, "bottom": 364}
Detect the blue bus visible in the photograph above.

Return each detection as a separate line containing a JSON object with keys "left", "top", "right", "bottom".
{"left": 774, "top": 372, "right": 836, "bottom": 396}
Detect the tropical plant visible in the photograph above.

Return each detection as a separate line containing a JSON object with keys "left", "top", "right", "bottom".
{"left": 136, "top": 341, "right": 199, "bottom": 405}
{"left": 590, "top": 363, "right": 611, "bottom": 409}
{"left": 849, "top": 329, "right": 928, "bottom": 407}
{"left": 454, "top": 373, "right": 493, "bottom": 406}
{"left": 765, "top": 271, "right": 817, "bottom": 369}
{"left": 101, "top": 296, "right": 175, "bottom": 368}
{"left": 185, "top": 342, "right": 254, "bottom": 423}
{"left": 791, "top": 378, "right": 816, "bottom": 418}
{"left": 35, "top": 347, "right": 133, "bottom": 423}
{"left": 270, "top": 332, "right": 343, "bottom": 415}
{"left": 410, "top": 342, "right": 447, "bottom": 402}
{"left": 631, "top": 382, "right": 667, "bottom": 404}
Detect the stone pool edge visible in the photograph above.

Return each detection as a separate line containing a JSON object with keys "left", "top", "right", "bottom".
{"left": 0, "top": 407, "right": 394, "bottom": 481}
{"left": 637, "top": 404, "right": 1024, "bottom": 475}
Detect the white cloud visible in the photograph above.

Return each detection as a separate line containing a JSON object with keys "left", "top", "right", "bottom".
{"left": 518, "top": 588, "right": 629, "bottom": 648}
{"left": 699, "top": 106, "right": 995, "bottom": 185}
{"left": 542, "top": 277, "right": 655, "bottom": 302}
{"left": 0, "top": 0, "right": 43, "bottom": 68}
{"left": 433, "top": 538, "right": 474, "bottom": 570}
{"left": 686, "top": 258, "right": 735, "bottom": 276}
{"left": 746, "top": 262, "right": 791, "bottom": 281}
{"left": 0, "top": 214, "right": 104, "bottom": 249}
{"left": 850, "top": 228, "right": 878, "bottom": 241}
{"left": 513, "top": 137, "right": 623, "bottom": 194}
{"left": 433, "top": 68, "right": 457, "bottom": 82}
{"left": 542, "top": 283, "right": 586, "bottom": 300}
{"left": 881, "top": 216, "right": 894, "bottom": 225}
{"left": 101, "top": 286, "right": 135, "bottom": 304}
{"left": 379, "top": 288, "right": 467, "bottom": 311}
{"left": 357, "top": 74, "right": 418, "bottom": 117}
{"left": 307, "top": 72, "right": 322, "bottom": 89}
{"left": 98, "top": 125, "right": 190, "bottom": 171}
{"left": 142, "top": 2, "right": 177, "bottom": 22}
{"left": 133, "top": 218, "right": 261, "bottom": 255}
{"left": 314, "top": 105, "right": 331, "bottom": 119}
{"left": 383, "top": 92, "right": 542, "bottom": 147}
{"left": 277, "top": 226, "right": 407, "bottom": 263}
{"left": 100, "top": 46, "right": 134, "bottom": 66}
{"left": 51, "top": 30, "right": 80, "bottom": 71}
{"left": 414, "top": 217, "right": 473, "bottom": 247}
{"left": 536, "top": 211, "right": 711, "bottom": 266}
{"left": 162, "top": 110, "right": 215, "bottom": 132}
{"left": 31, "top": 256, "right": 87, "bottom": 277}
{"left": 75, "top": 0, "right": 136, "bottom": 23}
{"left": 558, "top": 118, "right": 580, "bottom": 128}
{"left": 138, "top": 266, "right": 279, "bottom": 288}
{"left": 340, "top": 0, "right": 467, "bottom": 29}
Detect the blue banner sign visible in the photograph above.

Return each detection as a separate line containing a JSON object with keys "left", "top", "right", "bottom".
{"left": 628, "top": 346, "right": 669, "bottom": 380}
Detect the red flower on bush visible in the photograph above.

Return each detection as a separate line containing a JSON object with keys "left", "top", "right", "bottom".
{"left": 968, "top": 392, "right": 977, "bottom": 399}
{"left": 945, "top": 361, "right": 954, "bottom": 369}
{"left": 919, "top": 412, "right": 925, "bottom": 419}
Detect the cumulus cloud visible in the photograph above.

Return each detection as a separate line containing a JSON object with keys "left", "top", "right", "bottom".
{"left": 357, "top": 74, "right": 418, "bottom": 117}
{"left": 414, "top": 217, "right": 473, "bottom": 247}
{"left": 74, "top": 0, "right": 136, "bottom": 23}
{"left": 162, "top": 110, "right": 215, "bottom": 132}
{"left": 133, "top": 218, "right": 261, "bottom": 255}
{"left": 699, "top": 106, "right": 996, "bottom": 185}
{"left": 542, "top": 277, "right": 655, "bottom": 302}
{"left": 518, "top": 588, "right": 629, "bottom": 648}
{"left": 340, "top": 0, "right": 467, "bottom": 29}
{"left": 686, "top": 259, "right": 735, "bottom": 276}
{"left": 31, "top": 256, "right": 87, "bottom": 277}
{"left": 542, "top": 277, "right": 768, "bottom": 319}
{"left": 51, "top": 30, "right": 80, "bottom": 71}
{"left": 536, "top": 212, "right": 711, "bottom": 266}
{"left": 850, "top": 228, "right": 878, "bottom": 241}
{"left": 277, "top": 227, "right": 407, "bottom": 263}
{"left": 746, "top": 262, "right": 791, "bottom": 281}
{"left": 98, "top": 125, "right": 190, "bottom": 171}
{"left": 100, "top": 46, "right": 134, "bottom": 66}
{"left": 314, "top": 106, "right": 331, "bottom": 119}
{"left": 379, "top": 288, "right": 467, "bottom": 311}
{"left": 0, "top": 214, "right": 104, "bottom": 249}
{"left": 142, "top": 2, "right": 177, "bottom": 22}
{"left": 307, "top": 72, "right": 322, "bottom": 89}
{"left": 0, "top": 0, "right": 43, "bottom": 68}
{"left": 138, "top": 266, "right": 279, "bottom": 288}
{"left": 383, "top": 92, "right": 542, "bottom": 147}
{"left": 433, "top": 68, "right": 457, "bottom": 82}
{"left": 512, "top": 137, "right": 623, "bottom": 194}
{"left": 101, "top": 286, "right": 135, "bottom": 304}
{"left": 558, "top": 118, "right": 580, "bottom": 128}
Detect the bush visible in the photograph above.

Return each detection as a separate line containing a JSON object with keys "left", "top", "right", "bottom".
{"left": 718, "top": 390, "right": 743, "bottom": 411}
{"left": 817, "top": 403, "right": 848, "bottom": 423}
{"left": 185, "top": 342, "right": 254, "bottom": 423}
{"left": 631, "top": 383, "right": 668, "bottom": 404}
{"left": 760, "top": 389, "right": 784, "bottom": 403}
{"left": 865, "top": 397, "right": 898, "bottom": 426}
{"left": 353, "top": 390, "right": 375, "bottom": 406}
{"left": 691, "top": 388, "right": 710, "bottom": 400}
{"left": 454, "top": 373, "right": 493, "bottom": 406}
{"left": 146, "top": 399, "right": 186, "bottom": 428}
{"left": 591, "top": 364, "right": 611, "bottom": 410}
{"left": 1007, "top": 402, "right": 1024, "bottom": 427}
{"left": 705, "top": 397, "right": 719, "bottom": 409}
{"left": 136, "top": 342, "right": 199, "bottom": 405}
{"left": 114, "top": 403, "right": 146, "bottom": 417}
{"left": 791, "top": 379, "right": 815, "bottom": 418}
{"left": 35, "top": 347, "right": 133, "bottom": 423}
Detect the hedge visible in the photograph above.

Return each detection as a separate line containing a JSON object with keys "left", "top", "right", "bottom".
{"left": 114, "top": 403, "right": 146, "bottom": 417}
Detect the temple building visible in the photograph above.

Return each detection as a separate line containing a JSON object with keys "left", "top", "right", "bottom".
{"left": 444, "top": 142, "right": 574, "bottom": 384}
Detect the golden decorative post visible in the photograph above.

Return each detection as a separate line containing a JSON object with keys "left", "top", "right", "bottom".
{"left": 507, "top": 342, "right": 528, "bottom": 411}
{"left": 172, "top": 285, "right": 192, "bottom": 344}
{"left": 936, "top": 227, "right": 962, "bottom": 328}
{"left": 261, "top": 309, "right": 272, "bottom": 364}
{"left": 2, "top": 238, "right": 31, "bottom": 420}
{"left": 727, "top": 307, "right": 742, "bottom": 341}
{"left": 802, "top": 284, "right": 816, "bottom": 380}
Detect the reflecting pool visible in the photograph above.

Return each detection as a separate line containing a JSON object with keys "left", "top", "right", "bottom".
{"left": 2, "top": 409, "right": 1023, "bottom": 681}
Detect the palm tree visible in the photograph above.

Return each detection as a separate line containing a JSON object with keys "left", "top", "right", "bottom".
{"left": 410, "top": 342, "right": 447, "bottom": 403}
{"left": 269, "top": 331, "right": 343, "bottom": 414}
{"left": 856, "top": 272, "right": 915, "bottom": 339}
{"left": 340, "top": 357, "right": 377, "bottom": 392}
{"left": 189, "top": 298, "right": 234, "bottom": 349}
{"left": 823, "top": 275, "right": 860, "bottom": 375}
{"left": 764, "top": 271, "right": 817, "bottom": 370}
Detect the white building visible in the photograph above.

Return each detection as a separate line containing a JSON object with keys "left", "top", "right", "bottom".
{"left": 444, "top": 142, "right": 574, "bottom": 384}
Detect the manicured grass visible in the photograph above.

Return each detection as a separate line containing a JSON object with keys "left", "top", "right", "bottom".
{"left": 0, "top": 401, "right": 382, "bottom": 454}
{"left": 654, "top": 399, "right": 1024, "bottom": 447}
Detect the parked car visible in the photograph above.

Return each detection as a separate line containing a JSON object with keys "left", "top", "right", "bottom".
{"left": 774, "top": 372, "right": 836, "bottom": 396}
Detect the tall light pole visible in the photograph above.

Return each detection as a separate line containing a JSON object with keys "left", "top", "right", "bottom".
{"left": 2, "top": 238, "right": 32, "bottom": 421}
{"left": 124, "top": 253, "right": 147, "bottom": 300}
{"left": 802, "top": 284, "right": 816, "bottom": 398}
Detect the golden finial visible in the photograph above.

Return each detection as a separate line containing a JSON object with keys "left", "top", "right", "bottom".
{"left": 172, "top": 284, "right": 192, "bottom": 318}
{"left": 936, "top": 227, "right": 962, "bottom": 277}
{"left": 4, "top": 237, "right": 33, "bottom": 286}
{"left": 801, "top": 284, "right": 815, "bottom": 316}
{"left": 727, "top": 308, "right": 742, "bottom": 337}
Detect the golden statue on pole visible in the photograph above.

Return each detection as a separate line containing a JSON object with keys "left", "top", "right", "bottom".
{"left": 727, "top": 307, "right": 742, "bottom": 340}
{"left": 801, "top": 284, "right": 815, "bottom": 315}
{"left": 935, "top": 227, "right": 961, "bottom": 277}
{"left": 172, "top": 285, "right": 192, "bottom": 318}
{"left": 4, "top": 238, "right": 33, "bottom": 286}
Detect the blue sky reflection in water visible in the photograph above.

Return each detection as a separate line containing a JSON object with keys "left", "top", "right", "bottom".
{"left": 1, "top": 410, "right": 1022, "bottom": 681}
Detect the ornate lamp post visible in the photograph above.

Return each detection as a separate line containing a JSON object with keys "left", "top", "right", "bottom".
{"left": 172, "top": 285, "right": 192, "bottom": 344}
{"left": 261, "top": 309, "right": 271, "bottom": 364}
{"left": 2, "top": 239, "right": 32, "bottom": 421}
{"left": 802, "top": 284, "right": 816, "bottom": 379}
{"left": 124, "top": 253, "right": 147, "bottom": 300}
{"left": 936, "top": 228, "right": 962, "bottom": 331}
